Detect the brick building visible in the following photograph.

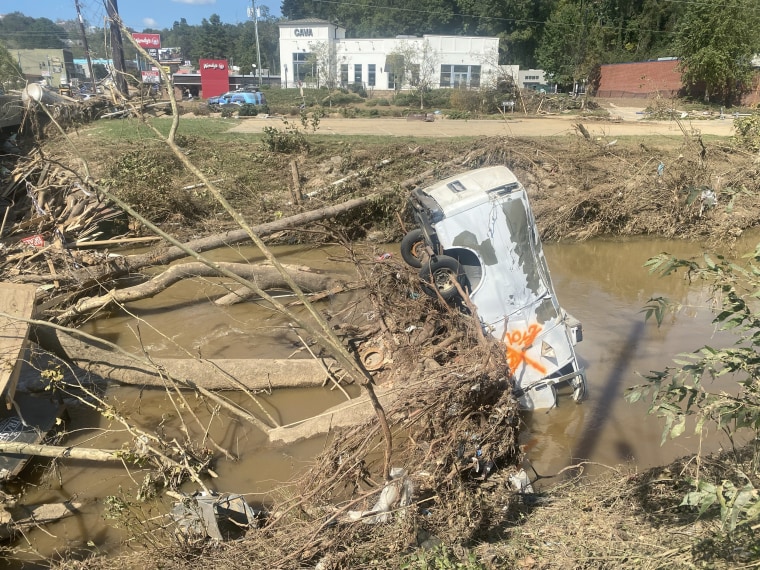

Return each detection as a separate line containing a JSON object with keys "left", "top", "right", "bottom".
{"left": 596, "top": 59, "right": 682, "bottom": 98}
{"left": 596, "top": 58, "right": 760, "bottom": 105}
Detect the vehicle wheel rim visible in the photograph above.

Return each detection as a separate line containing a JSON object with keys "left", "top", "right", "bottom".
{"left": 434, "top": 269, "right": 456, "bottom": 293}
{"left": 410, "top": 240, "right": 425, "bottom": 261}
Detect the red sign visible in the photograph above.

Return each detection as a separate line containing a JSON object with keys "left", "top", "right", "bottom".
{"left": 141, "top": 70, "right": 161, "bottom": 84}
{"left": 133, "top": 33, "right": 161, "bottom": 49}
{"left": 199, "top": 59, "right": 229, "bottom": 98}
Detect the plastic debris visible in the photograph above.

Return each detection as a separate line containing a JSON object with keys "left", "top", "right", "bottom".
{"left": 700, "top": 189, "right": 717, "bottom": 207}
{"left": 348, "top": 467, "right": 413, "bottom": 524}
{"left": 171, "top": 491, "right": 262, "bottom": 541}
{"left": 509, "top": 468, "right": 535, "bottom": 494}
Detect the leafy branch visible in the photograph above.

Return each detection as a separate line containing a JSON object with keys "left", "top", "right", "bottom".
{"left": 628, "top": 246, "right": 760, "bottom": 531}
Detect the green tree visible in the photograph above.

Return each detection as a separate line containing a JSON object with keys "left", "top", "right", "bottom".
{"left": 0, "top": 42, "right": 24, "bottom": 90}
{"left": 457, "top": 0, "right": 553, "bottom": 67}
{"left": 282, "top": 0, "right": 462, "bottom": 38}
{"left": 674, "top": 0, "right": 760, "bottom": 104}
{"left": 163, "top": 18, "right": 196, "bottom": 62}
{"left": 192, "top": 14, "right": 229, "bottom": 60}
{"left": 536, "top": 0, "right": 589, "bottom": 88}
{"left": 0, "top": 12, "right": 68, "bottom": 49}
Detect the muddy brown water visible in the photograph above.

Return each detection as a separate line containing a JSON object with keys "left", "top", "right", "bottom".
{"left": 8, "top": 236, "right": 755, "bottom": 564}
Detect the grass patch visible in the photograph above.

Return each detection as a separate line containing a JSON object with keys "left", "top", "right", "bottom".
{"left": 82, "top": 117, "right": 256, "bottom": 143}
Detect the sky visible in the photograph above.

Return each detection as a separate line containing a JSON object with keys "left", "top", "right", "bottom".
{"left": 1, "top": 0, "right": 281, "bottom": 32}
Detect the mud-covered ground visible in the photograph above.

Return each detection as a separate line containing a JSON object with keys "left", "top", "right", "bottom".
{"left": 45, "top": 118, "right": 760, "bottom": 250}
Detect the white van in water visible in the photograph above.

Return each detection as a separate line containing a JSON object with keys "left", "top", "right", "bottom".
{"left": 401, "top": 165, "right": 586, "bottom": 410}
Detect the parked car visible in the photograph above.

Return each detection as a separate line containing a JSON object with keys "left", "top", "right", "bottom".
{"left": 401, "top": 165, "right": 586, "bottom": 410}
{"left": 207, "top": 91, "right": 267, "bottom": 109}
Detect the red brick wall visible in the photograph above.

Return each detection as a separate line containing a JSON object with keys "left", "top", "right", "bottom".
{"left": 596, "top": 60, "right": 683, "bottom": 98}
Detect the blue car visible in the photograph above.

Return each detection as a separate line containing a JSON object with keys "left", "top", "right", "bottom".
{"left": 207, "top": 91, "right": 266, "bottom": 109}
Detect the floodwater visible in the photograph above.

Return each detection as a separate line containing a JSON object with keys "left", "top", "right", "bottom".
{"left": 7, "top": 235, "right": 757, "bottom": 564}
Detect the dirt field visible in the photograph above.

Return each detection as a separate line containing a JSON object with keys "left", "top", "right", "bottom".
{"left": 229, "top": 113, "right": 736, "bottom": 138}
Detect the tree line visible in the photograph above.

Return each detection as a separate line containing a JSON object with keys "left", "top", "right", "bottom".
{"left": 1, "top": 0, "right": 759, "bottom": 104}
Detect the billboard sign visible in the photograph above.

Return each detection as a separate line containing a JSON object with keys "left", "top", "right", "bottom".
{"left": 133, "top": 33, "right": 161, "bottom": 49}
{"left": 141, "top": 70, "right": 161, "bottom": 84}
{"left": 199, "top": 59, "right": 229, "bottom": 98}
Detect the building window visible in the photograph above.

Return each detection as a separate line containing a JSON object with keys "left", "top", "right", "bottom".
{"left": 470, "top": 65, "right": 481, "bottom": 87}
{"left": 439, "top": 64, "right": 481, "bottom": 88}
{"left": 340, "top": 64, "right": 348, "bottom": 86}
{"left": 440, "top": 67, "right": 451, "bottom": 87}
{"left": 410, "top": 64, "right": 420, "bottom": 86}
{"left": 368, "top": 64, "right": 376, "bottom": 87}
{"left": 354, "top": 64, "right": 362, "bottom": 85}
{"left": 293, "top": 52, "right": 314, "bottom": 82}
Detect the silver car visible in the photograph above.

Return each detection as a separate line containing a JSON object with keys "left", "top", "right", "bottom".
{"left": 401, "top": 165, "right": 586, "bottom": 410}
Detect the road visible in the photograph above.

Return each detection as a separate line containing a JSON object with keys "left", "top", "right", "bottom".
{"left": 228, "top": 111, "right": 736, "bottom": 138}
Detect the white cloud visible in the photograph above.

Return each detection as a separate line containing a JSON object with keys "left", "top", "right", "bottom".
{"left": 143, "top": 17, "right": 157, "bottom": 27}
{"left": 172, "top": 0, "right": 216, "bottom": 5}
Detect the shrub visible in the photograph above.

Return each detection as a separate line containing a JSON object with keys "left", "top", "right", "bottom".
{"left": 261, "top": 111, "right": 320, "bottom": 153}
{"left": 450, "top": 89, "right": 483, "bottom": 113}
{"left": 629, "top": 249, "right": 760, "bottom": 532}
{"left": 733, "top": 113, "right": 760, "bottom": 151}
{"left": 446, "top": 109, "right": 471, "bottom": 120}
{"left": 238, "top": 104, "right": 259, "bottom": 117}
{"left": 101, "top": 147, "right": 206, "bottom": 222}
{"left": 323, "top": 91, "right": 363, "bottom": 106}
{"left": 261, "top": 124, "right": 308, "bottom": 153}
{"left": 349, "top": 82, "right": 367, "bottom": 98}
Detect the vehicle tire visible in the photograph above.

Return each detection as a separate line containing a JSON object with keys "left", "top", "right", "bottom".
{"left": 419, "top": 255, "right": 464, "bottom": 301}
{"left": 400, "top": 229, "right": 427, "bottom": 268}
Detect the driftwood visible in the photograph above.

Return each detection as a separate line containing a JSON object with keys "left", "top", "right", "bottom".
{"left": 56, "top": 261, "right": 339, "bottom": 322}
{"left": 62, "top": 193, "right": 384, "bottom": 286}
{"left": 0, "top": 442, "right": 124, "bottom": 462}
{"left": 0, "top": 501, "right": 83, "bottom": 540}
{"left": 33, "top": 328, "right": 343, "bottom": 391}
{"left": 268, "top": 383, "right": 401, "bottom": 444}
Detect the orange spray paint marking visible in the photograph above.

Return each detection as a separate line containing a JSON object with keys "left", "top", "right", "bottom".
{"left": 505, "top": 323, "right": 546, "bottom": 374}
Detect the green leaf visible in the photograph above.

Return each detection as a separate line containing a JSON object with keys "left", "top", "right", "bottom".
{"left": 670, "top": 415, "right": 686, "bottom": 438}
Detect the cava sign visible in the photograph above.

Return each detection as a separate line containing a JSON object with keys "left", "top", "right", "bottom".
{"left": 293, "top": 28, "right": 314, "bottom": 37}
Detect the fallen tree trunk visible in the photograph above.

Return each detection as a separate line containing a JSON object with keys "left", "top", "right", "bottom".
{"left": 0, "top": 442, "right": 123, "bottom": 462}
{"left": 57, "top": 193, "right": 384, "bottom": 289}
{"left": 32, "top": 328, "right": 344, "bottom": 391}
{"left": 56, "top": 261, "right": 338, "bottom": 322}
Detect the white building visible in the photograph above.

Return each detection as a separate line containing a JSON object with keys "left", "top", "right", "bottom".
{"left": 278, "top": 19, "right": 500, "bottom": 91}
{"left": 518, "top": 69, "right": 548, "bottom": 90}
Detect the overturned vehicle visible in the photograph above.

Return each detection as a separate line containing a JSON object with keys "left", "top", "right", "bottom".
{"left": 401, "top": 165, "right": 587, "bottom": 410}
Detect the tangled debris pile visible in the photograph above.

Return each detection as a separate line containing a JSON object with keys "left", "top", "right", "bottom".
{"left": 57, "top": 247, "right": 524, "bottom": 569}
{"left": 3, "top": 114, "right": 760, "bottom": 567}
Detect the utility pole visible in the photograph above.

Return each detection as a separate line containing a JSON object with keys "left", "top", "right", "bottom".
{"left": 250, "top": 0, "right": 263, "bottom": 86}
{"left": 103, "top": 0, "right": 128, "bottom": 97}
{"left": 74, "top": 0, "right": 96, "bottom": 93}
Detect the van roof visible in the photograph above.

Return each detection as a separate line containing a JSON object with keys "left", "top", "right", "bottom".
{"left": 421, "top": 165, "right": 522, "bottom": 213}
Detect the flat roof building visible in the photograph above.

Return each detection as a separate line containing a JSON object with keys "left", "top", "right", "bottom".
{"left": 278, "top": 19, "right": 500, "bottom": 91}
{"left": 14, "top": 49, "right": 75, "bottom": 88}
